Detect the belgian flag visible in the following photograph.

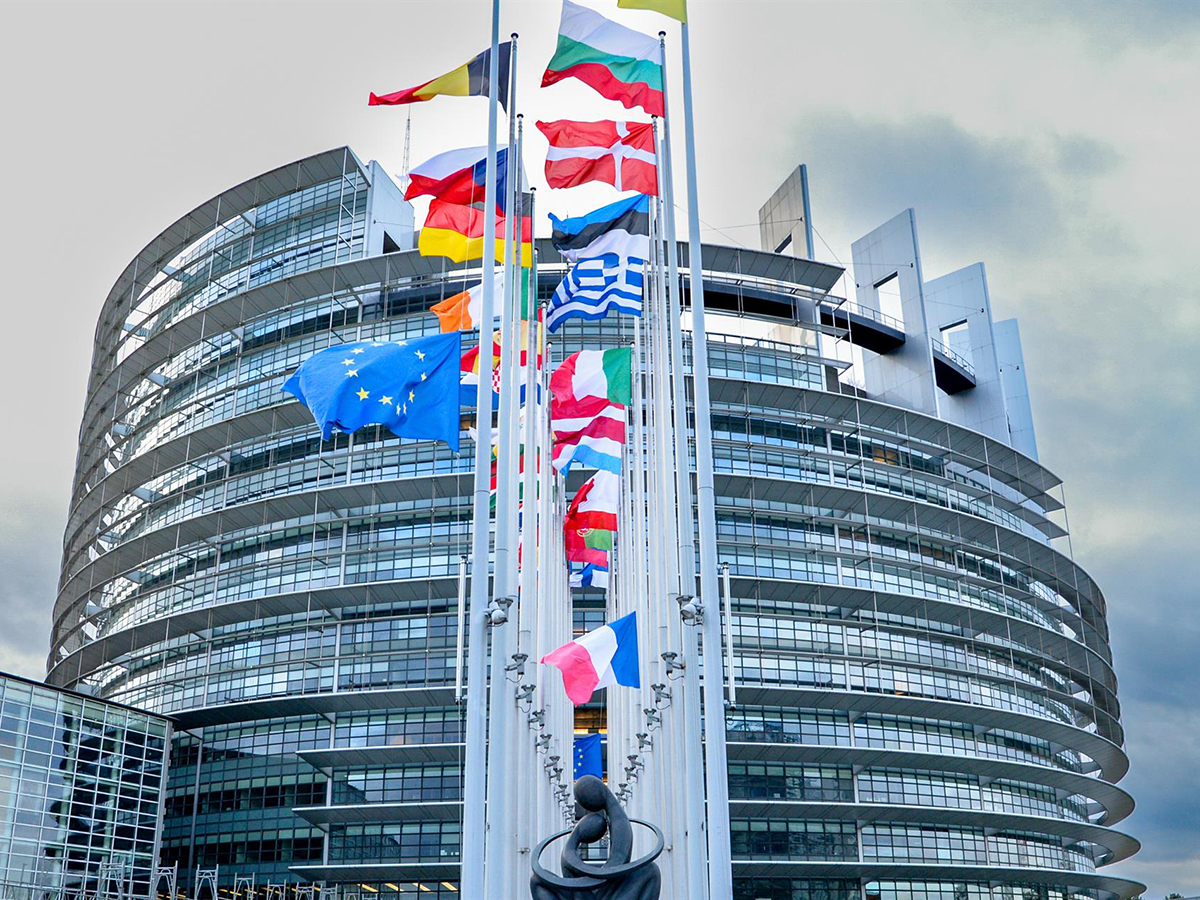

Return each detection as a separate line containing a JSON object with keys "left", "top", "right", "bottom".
{"left": 369, "top": 42, "right": 512, "bottom": 110}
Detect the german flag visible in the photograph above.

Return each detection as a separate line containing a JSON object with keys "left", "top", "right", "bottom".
{"left": 419, "top": 200, "right": 532, "bottom": 266}
{"left": 369, "top": 42, "right": 512, "bottom": 110}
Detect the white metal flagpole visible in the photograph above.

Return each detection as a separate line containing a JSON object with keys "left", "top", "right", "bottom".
{"left": 486, "top": 39, "right": 521, "bottom": 896}
{"left": 657, "top": 31, "right": 709, "bottom": 900}
{"left": 460, "top": 1, "right": 502, "bottom": 894}
{"left": 679, "top": 20, "right": 735, "bottom": 899}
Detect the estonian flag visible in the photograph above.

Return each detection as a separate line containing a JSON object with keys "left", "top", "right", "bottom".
{"left": 369, "top": 42, "right": 512, "bottom": 110}
{"left": 549, "top": 194, "right": 651, "bottom": 263}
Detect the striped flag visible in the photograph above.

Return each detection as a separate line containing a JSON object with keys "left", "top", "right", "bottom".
{"left": 567, "top": 471, "right": 620, "bottom": 531}
{"left": 551, "top": 348, "right": 633, "bottom": 406}
{"left": 542, "top": 2, "right": 663, "bottom": 116}
{"left": 565, "top": 524, "right": 613, "bottom": 565}
{"left": 549, "top": 194, "right": 651, "bottom": 263}
{"left": 370, "top": 42, "right": 512, "bottom": 110}
{"left": 537, "top": 119, "right": 657, "bottom": 195}
{"left": 547, "top": 253, "right": 644, "bottom": 333}
{"left": 550, "top": 349, "right": 630, "bottom": 475}
{"left": 551, "top": 399, "right": 625, "bottom": 475}
{"left": 570, "top": 562, "right": 610, "bottom": 589}
{"left": 431, "top": 269, "right": 503, "bottom": 333}
{"left": 541, "top": 611, "right": 640, "bottom": 705}
{"left": 419, "top": 200, "right": 532, "bottom": 266}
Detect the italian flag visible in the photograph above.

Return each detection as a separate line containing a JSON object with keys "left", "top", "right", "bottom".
{"left": 542, "top": 0, "right": 664, "bottom": 117}
{"left": 550, "top": 347, "right": 632, "bottom": 407}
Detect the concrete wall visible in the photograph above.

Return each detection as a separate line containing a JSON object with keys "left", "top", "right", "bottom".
{"left": 994, "top": 318, "right": 1039, "bottom": 460}
{"left": 850, "top": 209, "right": 939, "bottom": 416}
{"left": 758, "top": 165, "right": 807, "bottom": 256}
{"left": 364, "top": 159, "right": 414, "bottom": 255}
{"left": 924, "top": 263, "right": 1009, "bottom": 443}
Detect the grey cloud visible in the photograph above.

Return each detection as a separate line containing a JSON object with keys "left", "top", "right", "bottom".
{"left": 792, "top": 110, "right": 1124, "bottom": 267}
{"left": 782, "top": 109, "right": 1199, "bottom": 891}
{"left": 974, "top": 0, "right": 1200, "bottom": 45}
{"left": 0, "top": 490, "right": 60, "bottom": 680}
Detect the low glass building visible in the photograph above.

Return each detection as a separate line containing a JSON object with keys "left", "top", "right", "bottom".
{"left": 0, "top": 672, "right": 170, "bottom": 898}
{"left": 46, "top": 148, "right": 1140, "bottom": 900}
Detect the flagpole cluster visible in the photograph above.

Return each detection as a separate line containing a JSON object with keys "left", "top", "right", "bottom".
{"left": 361, "top": 1, "right": 725, "bottom": 896}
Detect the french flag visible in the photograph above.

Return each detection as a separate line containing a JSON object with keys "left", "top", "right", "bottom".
{"left": 541, "top": 611, "right": 639, "bottom": 705}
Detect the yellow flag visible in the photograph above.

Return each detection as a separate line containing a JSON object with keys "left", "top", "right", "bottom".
{"left": 617, "top": 0, "right": 687, "bottom": 23}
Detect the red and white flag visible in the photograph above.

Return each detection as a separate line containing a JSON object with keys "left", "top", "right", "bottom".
{"left": 566, "top": 471, "right": 620, "bottom": 532}
{"left": 536, "top": 119, "right": 658, "bottom": 195}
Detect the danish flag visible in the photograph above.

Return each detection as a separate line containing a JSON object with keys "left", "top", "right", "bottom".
{"left": 536, "top": 119, "right": 658, "bottom": 195}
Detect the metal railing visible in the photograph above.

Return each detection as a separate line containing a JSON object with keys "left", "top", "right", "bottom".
{"left": 930, "top": 336, "right": 976, "bottom": 379}
{"left": 817, "top": 299, "right": 905, "bottom": 334}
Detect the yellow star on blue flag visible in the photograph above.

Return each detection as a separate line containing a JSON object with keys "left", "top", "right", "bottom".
{"left": 573, "top": 733, "right": 603, "bottom": 780}
{"left": 283, "top": 332, "right": 462, "bottom": 451}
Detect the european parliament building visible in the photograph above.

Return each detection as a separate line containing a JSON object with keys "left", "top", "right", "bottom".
{"left": 47, "top": 148, "right": 1139, "bottom": 900}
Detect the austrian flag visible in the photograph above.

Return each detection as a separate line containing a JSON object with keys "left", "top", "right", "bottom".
{"left": 537, "top": 119, "right": 657, "bottom": 195}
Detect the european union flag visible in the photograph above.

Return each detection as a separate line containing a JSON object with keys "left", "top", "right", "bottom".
{"left": 573, "top": 733, "right": 603, "bottom": 780}
{"left": 283, "top": 332, "right": 462, "bottom": 452}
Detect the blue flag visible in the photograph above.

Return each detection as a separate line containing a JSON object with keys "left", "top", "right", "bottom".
{"left": 548, "top": 254, "right": 645, "bottom": 332}
{"left": 573, "top": 733, "right": 603, "bottom": 780}
{"left": 549, "top": 194, "right": 651, "bottom": 263}
{"left": 283, "top": 332, "right": 462, "bottom": 451}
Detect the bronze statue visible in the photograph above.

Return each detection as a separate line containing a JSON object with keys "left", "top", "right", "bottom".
{"left": 530, "top": 775, "right": 662, "bottom": 900}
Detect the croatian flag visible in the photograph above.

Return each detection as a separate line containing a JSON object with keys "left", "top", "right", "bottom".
{"left": 541, "top": 611, "right": 639, "bottom": 705}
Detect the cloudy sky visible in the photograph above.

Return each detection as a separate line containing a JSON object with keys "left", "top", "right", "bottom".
{"left": 0, "top": 0, "right": 1196, "bottom": 892}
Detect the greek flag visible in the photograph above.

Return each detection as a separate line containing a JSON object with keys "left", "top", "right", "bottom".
{"left": 547, "top": 253, "right": 645, "bottom": 333}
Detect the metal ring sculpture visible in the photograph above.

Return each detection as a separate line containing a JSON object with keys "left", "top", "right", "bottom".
{"left": 530, "top": 818, "right": 665, "bottom": 891}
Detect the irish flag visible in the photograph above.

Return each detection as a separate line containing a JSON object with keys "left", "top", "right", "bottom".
{"left": 430, "top": 269, "right": 503, "bottom": 332}
{"left": 542, "top": 0, "right": 664, "bottom": 116}
{"left": 541, "top": 611, "right": 640, "bottom": 705}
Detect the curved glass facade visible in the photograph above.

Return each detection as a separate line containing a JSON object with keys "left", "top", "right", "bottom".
{"left": 50, "top": 149, "right": 1138, "bottom": 900}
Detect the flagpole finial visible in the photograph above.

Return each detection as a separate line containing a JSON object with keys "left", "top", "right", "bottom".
{"left": 511, "top": 31, "right": 519, "bottom": 39}
{"left": 659, "top": 30, "right": 666, "bottom": 37}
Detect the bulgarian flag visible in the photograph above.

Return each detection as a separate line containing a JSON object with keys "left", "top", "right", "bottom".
{"left": 541, "top": 611, "right": 640, "bottom": 705}
{"left": 419, "top": 200, "right": 532, "bottom": 266}
{"left": 542, "top": 0, "right": 664, "bottom": 117}
{"left": 536, "top": 119, "right": 658, "bottom": 195}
